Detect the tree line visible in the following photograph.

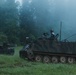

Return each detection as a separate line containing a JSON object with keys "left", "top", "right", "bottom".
{"left": 0, "top": 0, "right": 38, "bottom": 45}
{"left": 1, "top": 0, "right": 61, "bottom": 45}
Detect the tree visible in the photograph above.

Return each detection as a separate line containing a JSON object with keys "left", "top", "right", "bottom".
{"left": 0, "top": 32, "right": 7, "bottom": 43}
{"left": 0, "top": 0, "right": 20, "bottom": 44}
{"left": 20, "top": 0, "right": 37, "bottom": 44}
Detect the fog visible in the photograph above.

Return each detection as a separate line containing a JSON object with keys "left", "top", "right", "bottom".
{"left": 22, "top": 0, "right": 76, "bottom": 41}
{"left": 0, "top": 0, "right": 76, "bottom": 44}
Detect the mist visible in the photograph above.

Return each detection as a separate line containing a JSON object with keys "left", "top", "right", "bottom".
{"left": 22, "top": 0, "right": 76, "bottom": 41}
{"left": 0, "top": 0, "right": 76, "bottom": 45}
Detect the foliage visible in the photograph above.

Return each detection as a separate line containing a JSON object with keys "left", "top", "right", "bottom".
{"left": 0, "top": 0, "right": 20, "bottom": 44}
{"left": 0, "top": 32, "right": 8, "bottom": 43}
{"left": 0, "top": 0, "right": 59, "bottom": 45}
{"left": 0, "top": 0, "right": 38, "bottom": 45}
{"left": 19, "top": 0, "right": 37, "bottom": 44}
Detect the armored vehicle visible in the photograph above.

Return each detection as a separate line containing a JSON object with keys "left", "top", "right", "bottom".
{"left": 19, "top": 33, "right": 76, "bottom": 64}
{"left": 0, "top": 43, "right": 14, "bottom": 55}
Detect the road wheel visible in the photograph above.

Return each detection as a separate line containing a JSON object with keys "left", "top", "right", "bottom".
{"left": 43, "top": 56, "right": 50, "bottom": 63}
{"left": 35, "top": 55, "right": 42, "bottom": 62}
{"left": 60, "top": 56, "right": 67, "bottom": 63}
{"left": 52, "top": 56, "right": 58, "bottom": 63}
{"left": 68, "top": 57, "right": 75, "bottom": 64}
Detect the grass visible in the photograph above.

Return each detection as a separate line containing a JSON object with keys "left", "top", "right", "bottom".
{"left": 0, "top": 46, "right": 76, "bottom": 75}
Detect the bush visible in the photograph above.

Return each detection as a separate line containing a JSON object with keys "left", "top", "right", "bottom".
{"left": 0, "top": 32, "right": 8, "bottom": 43}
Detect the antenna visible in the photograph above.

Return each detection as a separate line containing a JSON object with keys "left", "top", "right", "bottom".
{"left": 59, "top": 21, "right": 62, "bottom": 41}
{"left": 64, "top": 33, "right": 76, "bottom": 41}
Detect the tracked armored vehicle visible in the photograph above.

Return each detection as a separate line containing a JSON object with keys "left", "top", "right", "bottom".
{"left": 19, "top": 33, "right": 76, "bottom": 64}
{"left": 0, "top": 43, "right": 14, "bottom": 55}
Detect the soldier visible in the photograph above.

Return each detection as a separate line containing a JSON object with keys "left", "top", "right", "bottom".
{"left": 25, "top": 37, "right": 30, "bottom": 44}
{"left": 42, "top": 33, "right": 49, "bottom": 42}
{"left": 50, "top": 29, "right": 55, "bottom": 40}
{"left": 42, "top": 33, "right": 47, "bottom": 38}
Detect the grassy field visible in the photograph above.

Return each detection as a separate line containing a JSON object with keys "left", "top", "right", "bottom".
{"left": 0, "top": 47, "right": 76, "bottom": 75}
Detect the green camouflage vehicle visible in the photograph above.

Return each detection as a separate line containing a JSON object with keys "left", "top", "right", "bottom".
{"left": 19, "top": 33, "right": 76, "bottom": 64}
